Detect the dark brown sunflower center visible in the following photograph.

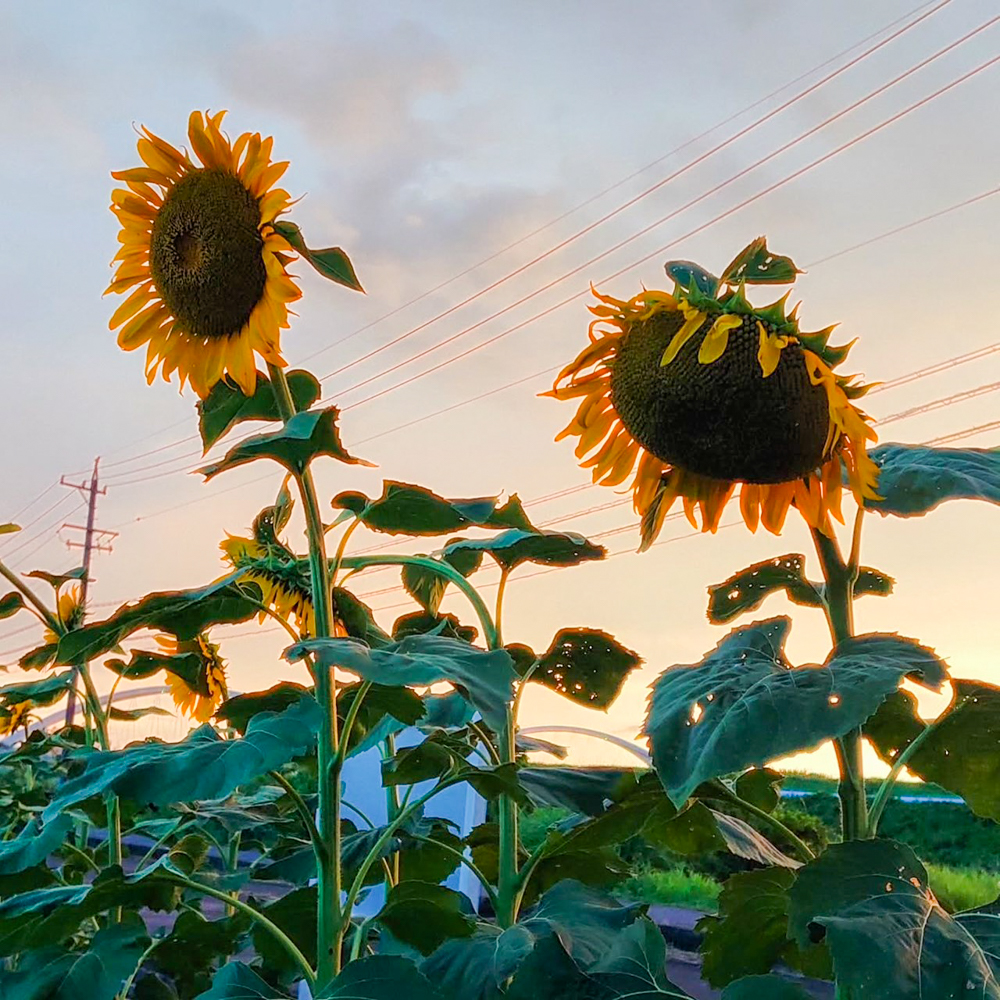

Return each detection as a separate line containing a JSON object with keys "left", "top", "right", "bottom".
{"left": 609, "top": 310, "right": 832, "bottom": 483}
{"left": 150, "top": 169, "right": 265, "bottom": 340}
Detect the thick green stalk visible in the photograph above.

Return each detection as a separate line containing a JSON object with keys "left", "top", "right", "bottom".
{"left": 78, "top": 662, "right": 122, "bottom": 869}
{"left": 268, "top": 362, "right": 341, "bottom": 984}
{"left": 495, "top": 706, "right": 519, "bottom": 927}
{"left": 811, "top": 523, "right": 867, "bottom": 841}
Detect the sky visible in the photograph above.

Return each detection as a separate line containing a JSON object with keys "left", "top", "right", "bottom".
{"left": 1, "top": 0, "right": 998, "bottom": 774}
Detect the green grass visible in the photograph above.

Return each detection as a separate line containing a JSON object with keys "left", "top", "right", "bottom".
{"left": 618, "top": 865, "right": 721, "bottom": 912}
{"left": 927, "top": 863, "right": 1000, "bottom": 913}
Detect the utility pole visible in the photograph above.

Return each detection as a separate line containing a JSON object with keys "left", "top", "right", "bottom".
{"left": 59, "top": 459, "right": 117, "bottom": 727}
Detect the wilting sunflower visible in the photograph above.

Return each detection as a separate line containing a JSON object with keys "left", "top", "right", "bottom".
{"left": 106, "top": 110, "right": 302, "bottom": 397}
{"left": 220, "top": 500, "right": 347, "bottom": 639}
{"left": 546, "top": 240, "right": 879, "bottom": 548}
{"left": 156, "top": 633, "right": 228, "bottom": 723}
{"left": 0, "top": 701, "right": 31, "bottom": 738}
{"left": 43, "top": 584, "right": 86, "bottom": 645}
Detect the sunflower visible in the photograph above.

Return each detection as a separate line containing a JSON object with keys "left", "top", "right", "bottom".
{"left": 106, "top": 110, "right": 302, "bottom": 397}
{"left": 546, "top": 240, "right": 879, "bottom": 548}
{"left": 43, "top": 584, "right": 86, "bottom": 645}
{"left": 156, "top": 633, "right": 228, "bottom": 723}
{"left": 220, "top": 499, "right": 348, "bottom": 638}
{"left": 0, "top": 700, "right": 31, "bottom": 738}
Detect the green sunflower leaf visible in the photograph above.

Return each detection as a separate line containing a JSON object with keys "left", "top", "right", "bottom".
{"left": 0, "top": 669, "right": 76, "bottom": 708}
{"left": 518, "top": 766, "right": 640, "bottom": 816}
{"left": 733, "top": 767, "right": 784, "bottom": 814}
{"left": 392, "top": 610, "right": 478, "bottom": 643}
{"left": 285, "top": 633, "right": 516, "bottom": 731}
{"left": 698, "top": 867, "right": 831, "bottom": 988}
{"left": 25, "top": 565, "right": 87, "bottom": 589}
{"left": 530, "top": 628, "right": 641, "bottom": 710}
{"left": 189, "top": 962, "right": 279, "bottom": 1000}
{"left": 866, "top": 680, "right": 1000, "bottom": 822}
{"left": 107, "top": 705, "right": 173, "bottom": 722}
{"left": 644, "top": 618, "right": 947, "bottom": 806}
{"left": 718, "top": 237, "right": 802, "bottom": 286}
{"left": 198, "top": 407, "right": 373, "bottom": 480}
{"left": 663, "top": 259, "right": 720, "bottom": 298}
{"left": 788, "top": 839, "right": 1000, "bottom": 999}
{"left": 104, "top": 648, "right": 202, "bottom": 685}
{"left": 0, "top": 523, "right": 20, "bottom": 535}
{"left": 323, "top": 955, "right": 447, "bottom": 1000}
{"left": 197, "top": 368, "right": 322, "bottom": 451}
{"left": 55, "top": 574, "right": 260, "bottom": 664}
{"left": 254, "top": 885, "right": 317, "bottom": 981}
{"left": 0, "top": 592, "right": 25, "bottom": 620}
{"left": 0, "top": 815, "right": 73, "bottom": 876}
{"left": 42, "top": 695, "right": 321, "bottom": 820}
{"left": 150, "top": 911, "right": 250, "bottom": 999}
{"left": 707, "top": 555, "right": 822, "bottom": 623}
{"left": 215, "top": 681, "right": 312, "bottom": 735}
{"left": 17, "top": 643, "right": 58, "bottom": 670}
{"left": 865, "top": 443, "right": 1000, "bottom": 517}
{"left": 376, "top": 881, "right": 477, "bottom": 956}
{"left": 334, "top": 586, "right": 393, "bottom": 647}
{"left": 0, "top": 917, "right": 151, "bottom": 1000}
{"left": 441, "top": 529, "right": 605, "bottom": 572}
{"left": 400, "top": 542, "right": 484, "bottom": 616}
{"left": 720, "top": 976, "right": 814, "bottom": 999}
{"left": 273, "top": 220, "right": 364, "bottom": 293}
{"left": 332, "top": 481, "right": 533, "bottom": 536}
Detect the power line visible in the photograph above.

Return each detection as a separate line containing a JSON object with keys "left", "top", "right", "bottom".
{"left": 3, "top": 481, "right": 58, "bottom": 526}
{"left": 881, "top": 380, "right": 1000, "bottom": 425}
{"left": 922, "top": 420, "right": 1000, "bottom": 446}
{"left": 318, "top": 0, "right": 955, "bottom": 391}
{"left": 341, "top": 52, "right": 1000, "bottom": 413}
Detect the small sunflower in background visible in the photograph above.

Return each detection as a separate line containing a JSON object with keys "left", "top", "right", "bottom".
{"left": 43, "top": 584, "right": 86, "bottom": 645}
{"left": 546, "top": 239, "right": 879, "bottom": 549}
{"left": 157, "top": 633, "right": 228, "bottom": 723}
{"left": 220, "top": 497, "right": 347, "bottom": 639}
{"left": 0, "top": 701, "right": 31, "bottom": 738}
{"left": 106, "top": 110, "right": 302, "bottom": 397}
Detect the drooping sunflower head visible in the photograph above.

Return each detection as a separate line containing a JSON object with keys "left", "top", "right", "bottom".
{"left": 0, "top": 700, "right": 31, "bottom": 738}
{"left": 157, "top": 633, "right": 228, "bottom": 723}
{"left": 43, "top": 584, "right": 86, "bottom": 646}
{"left": 545, "top": 239, "right": 879, "bottom": 548}
{"left": 106, "top": 110, "right": 302, "bottom": 397}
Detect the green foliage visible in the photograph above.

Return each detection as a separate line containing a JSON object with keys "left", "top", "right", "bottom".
{"left": 287, "top": 633, "right": 516, "bottom": 732}
{"left": 377, "top": 881, "right": 477, "bottom": 955}
{"left": 199, "top": 408, "right": 372, "bottom": 480}
{"left": 332, "top": 481, "right": 533, "bottom": 536}
{"left": 789, "top": 840, "right": 1000, "bottom": 998}
{"left": 441, "top": 529, "right": 605, "bottom": 571}
{"left": 0, "top": 591, "right": 25, "bottom": 620}
{"left": 867, "top": 681, "right": 1000, "bottom": 822}
{"left": 645, "top": 618, "right": 947, "bottom": 806}
{"left": 197, "top": 368, "right": 321, "bottom": 450}
{"left": 273, "top": 220, "right": 365, "bottom": 293}
{"left": 528, "top": 629, "right": 641, "bottom": 710}
{"left": 865, "top": 443, "right": 1000, "bottom": 517}
{"left": 720, "top": 977, "right": 813, "bottom": 1000}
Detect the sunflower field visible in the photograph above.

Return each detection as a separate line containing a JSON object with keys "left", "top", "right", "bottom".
{"left": 3, "top": 109, "right": 1000, "bottom": 1000}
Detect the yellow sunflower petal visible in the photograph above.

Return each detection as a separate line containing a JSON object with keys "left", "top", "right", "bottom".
{"left": 698, "top": 314, "right": 743, "bottom": 365}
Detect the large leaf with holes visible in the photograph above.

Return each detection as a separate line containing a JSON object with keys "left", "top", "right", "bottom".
{"left": 707, "top": 555, "right": 892, "bottom": 624}
{"left": 788, "top": 839, "right": 1000, "bottom": 999}
{"left": 866, "top": 443, "right": 1000, "bottom": 517}
{"left": 866, "top": 680, "right": 1000, "bottom": 821}
{"left": 698, "top": 868, "right": 830, "bottom": 988}
{"left": 43, "top": 696, "right": 320, "bottom": 820}
{"left": 0, "top": 917, "right": 150, "bottom": 1000}
{"left": 441, "top": 529, "right": 605, "bottom": 571}
{"left": 645, "top": 618, "right": 947, "bottom": 806}
{"left": 56, "top": 574, "right": 260, "bottom": 664}
{"left": 332, "top": 481, "right": 533, "bottom": 536}
{"left": 530, "top": 628, "right": 641, "bottom": 709}
{"left": 198, "top": 407, "right": 372, "bottom": 480}
{"left": 286, "top": 633, "right": 515, "bottom": 731}
{"left": 197, "top": 369, "right": 322, "bottom": 451}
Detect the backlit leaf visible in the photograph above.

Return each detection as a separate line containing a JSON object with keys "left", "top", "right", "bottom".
{"left": 273, "top": 220, "right": 364, "bottom": 293}
{"left": 442, "top": 529, "right": 605, "bottom": 571}
{"left": 377, "top": 881, "right": 476, "bottom": 955}
{"left": 0, "top": 592, "right": 25, "bottom": 620}
{"left": 531, "top": 628, "right": 641, "bottom": 709}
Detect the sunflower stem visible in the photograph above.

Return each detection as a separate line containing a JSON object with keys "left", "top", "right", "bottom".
{"left": 267, "top": 361, "right": 342, "bottom": 985}
{"left": 811, "top": 523, "right": 867, "bottom": 841}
